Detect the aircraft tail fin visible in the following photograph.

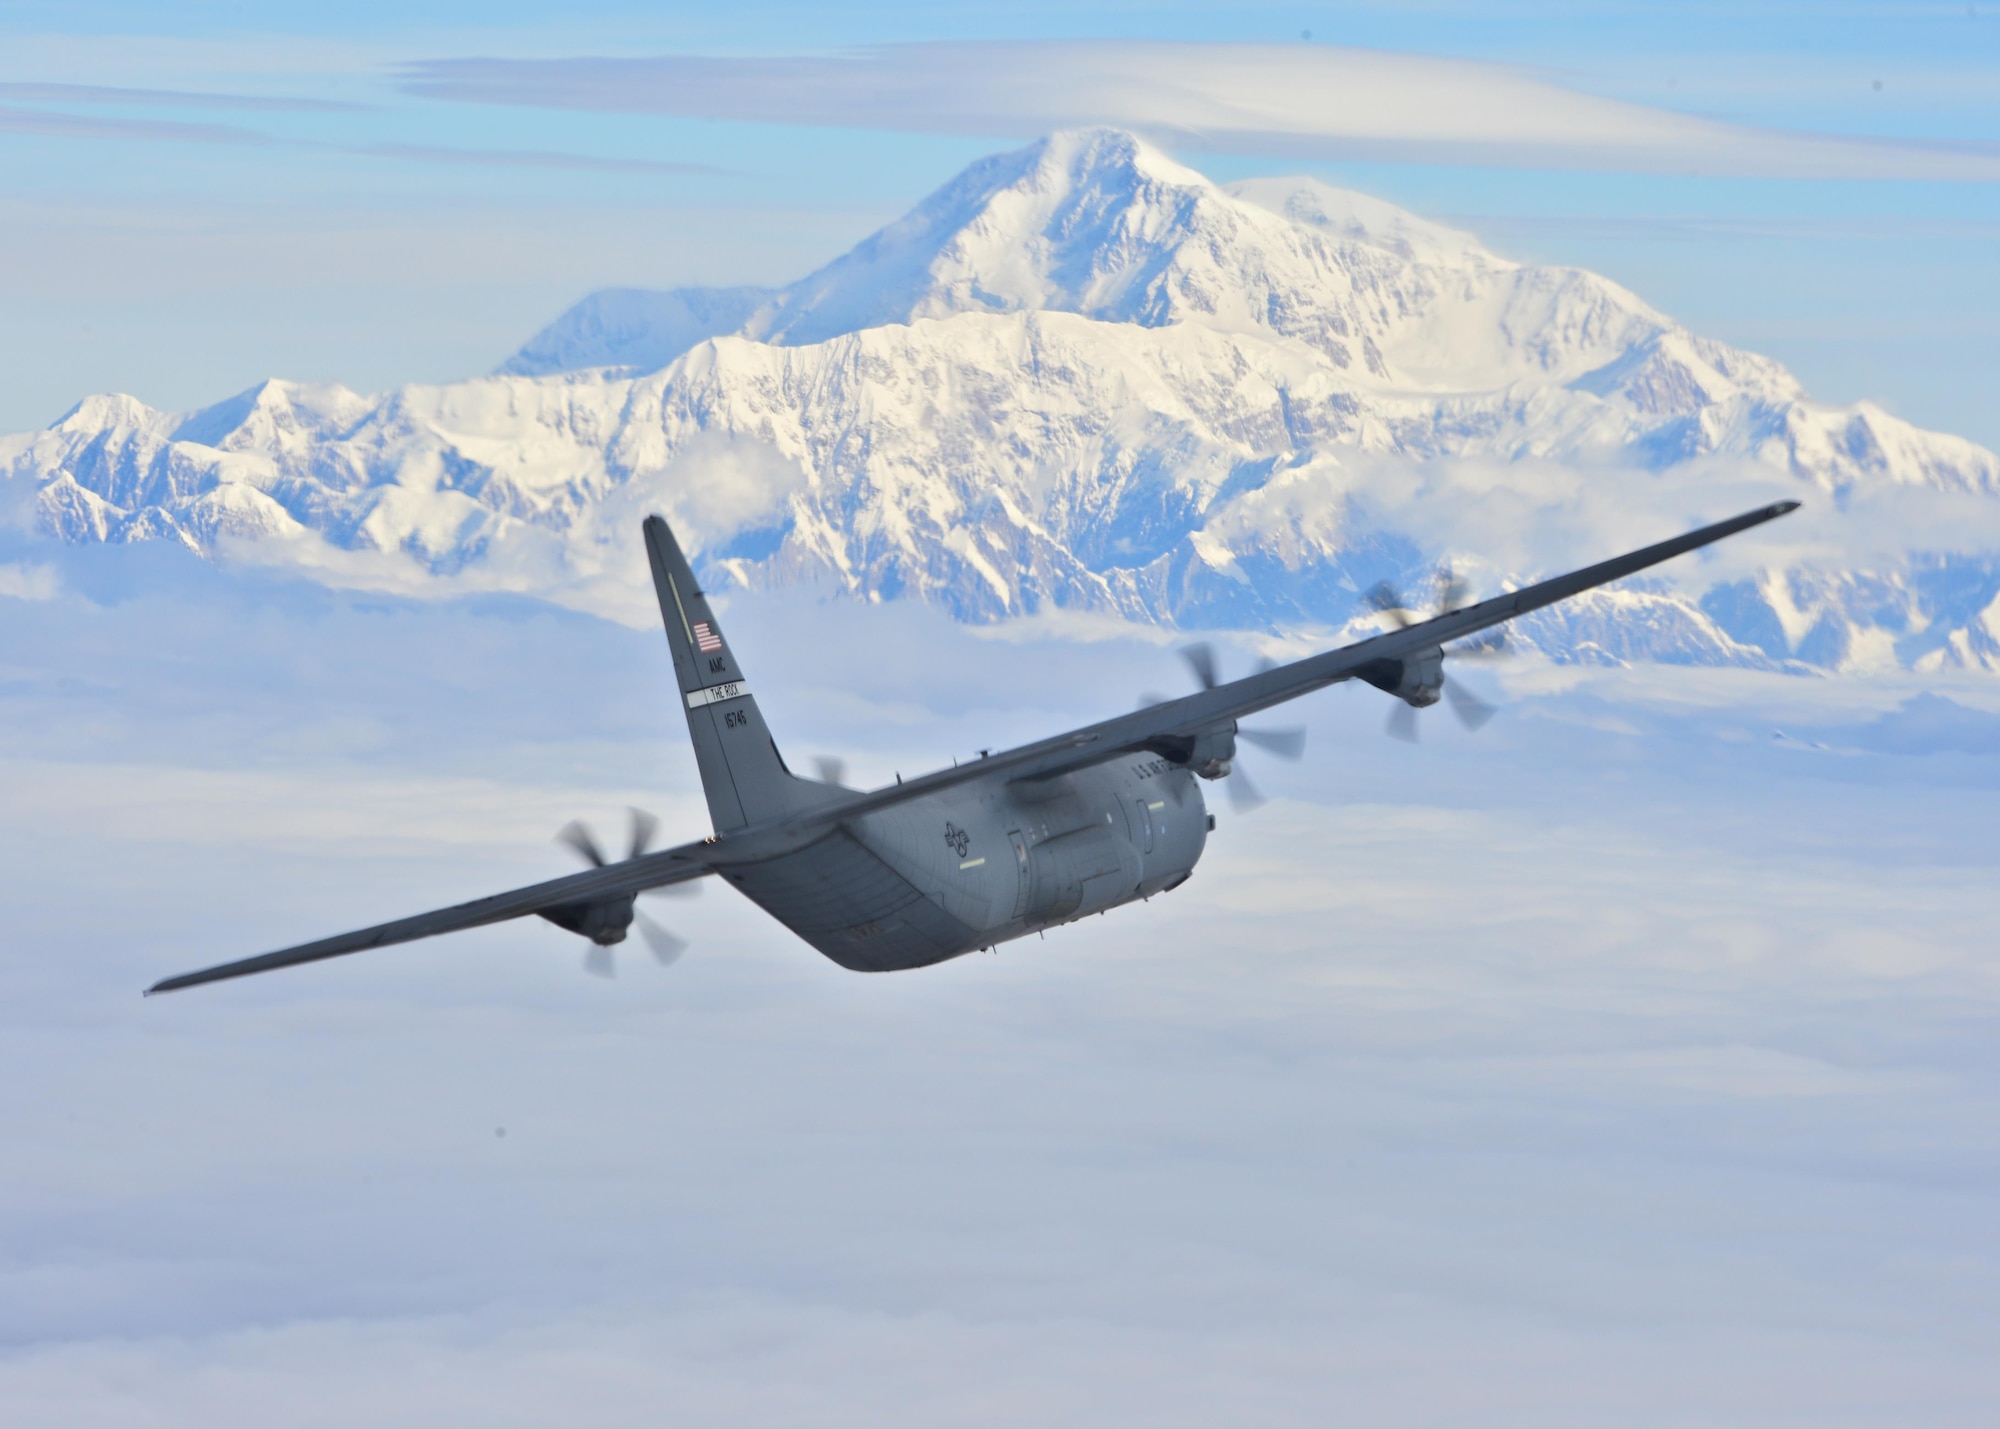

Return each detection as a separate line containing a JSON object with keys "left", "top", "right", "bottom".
{"left": 642, "top": 515, "right": 818, "bottom": 834}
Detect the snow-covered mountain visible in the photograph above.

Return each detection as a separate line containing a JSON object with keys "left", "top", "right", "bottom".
{"left": 8, "top": 129, "right": 2000, "bottom": 671}
{"left": 501, "top": 285, "right": 774, "bottom": 378}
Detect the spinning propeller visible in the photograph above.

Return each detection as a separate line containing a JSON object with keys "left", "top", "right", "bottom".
{"left": 1364, "top": 568, "right": 1506, "bottom": 742}
{"left": 1143, "top": 643, "right": 1306, "bottom": 813}
{"left": 554, "top": 807, "right": 698, "bottom": 977}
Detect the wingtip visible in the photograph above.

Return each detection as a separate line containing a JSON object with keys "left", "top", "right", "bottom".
{"left": 1773, "top": 499, "right": 1803, "bottom": 515}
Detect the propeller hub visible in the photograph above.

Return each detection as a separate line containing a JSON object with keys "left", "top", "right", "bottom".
{"left": 547, "top": 811, "right": 689, "bottom": 973}
{"left": 1362, "top": 567, "right": 1504, "bottom": 740}
{"left": 1146, "top": 654, "right": 1304, "bottom": 813}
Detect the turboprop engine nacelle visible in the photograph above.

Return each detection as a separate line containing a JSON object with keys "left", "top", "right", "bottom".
{"left": 1359, "top": 647, "right": 1445, "bottom": 708}
{"left": 1183, "top": 725, "right": 1238, "bottom": 780}
{"left": 1145, "top": 724, "right": 1240, "bottom": 779}
{"left": 537, "top": 893, "right": 637, "bottom": 946}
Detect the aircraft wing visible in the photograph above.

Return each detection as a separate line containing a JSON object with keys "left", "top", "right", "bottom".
{"left": 787, "top": 500, "right": 1801, "bottom": 827}
{"left": 146, "top": 500, "right": 1796, "bottom": 994}
{"left": 146, "top": 843, "right": 715, "bottom": 994}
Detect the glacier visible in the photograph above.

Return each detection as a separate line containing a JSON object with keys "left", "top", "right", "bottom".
{"left": 6, "top": 127, "right": 2000, "bottom": 673}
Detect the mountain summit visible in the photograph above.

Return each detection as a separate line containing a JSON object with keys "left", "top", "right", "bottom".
{"left": 7, "top": 129, "right": 1999, "bottom": 672}
{"left": 514, "top": 129, "right": 1786, "bottom": 402}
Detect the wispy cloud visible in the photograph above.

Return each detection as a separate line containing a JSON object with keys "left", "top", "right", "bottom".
{"left": 0, "top": 104, "right": 265, "bottom": 145}
{"left": 0, "top": 103, "right": 716, "bottom": 175}
{"left": 357, "top": 143, "right": 722, "bottom": 176}
{"left": 405, "top": 40, "right": 2000, "bottom": 182}
{"left": 0, "top": 81, "right": 365, "bottom": 113}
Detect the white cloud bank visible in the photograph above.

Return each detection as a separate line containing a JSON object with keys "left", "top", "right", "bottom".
{"left": 407, "top": 40, "right": 2000, "bottom": 181}
{"left": 4, "top": 564, "right": 2000, "bottom": 1424}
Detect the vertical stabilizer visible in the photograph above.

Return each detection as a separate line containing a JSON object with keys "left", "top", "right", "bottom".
{"left": 642, "top": 516, "right": 810, "bottom": 833}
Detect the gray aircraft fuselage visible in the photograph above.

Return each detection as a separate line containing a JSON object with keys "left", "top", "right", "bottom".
{"left": 728, "top": 757, "right": 1209, "bottom": 972}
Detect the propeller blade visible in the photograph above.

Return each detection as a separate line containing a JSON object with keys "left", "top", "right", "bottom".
{"left": 811, "top": 755, "right": 847, "bottom": 787}
{"left": 635, "top": 912, "right": 687, "bottom": 968}
{"left": 626, "top": 807, "right": 659, "bottom": 860}
{"left": 1137, "top": 692, "right": 1170, "bottom": 710}
{"left": 1387, "top": 703, "right": 1420, "bottom": 743}
{"left": 1436, "top": 565, "right": 1469, "bottom": 615}
{"left": 1225, "top": 762, "right": 1267, "bottom": 813}
{"left": 1444, "top": 677, "right": 1497, "bottom": 732}
{"left": 583, "top": 944, "right": 615, "bottom": 978}
{"left": 1179, "top": 642, "right": 1221, "bottom": 691}
{"left": 557, "top": 820, "right": 608, "bottom": 868}
{"left": 1365, "top": 581, "right": 1415, "bottom": 629}
{"left": 1237, "top": 725, "right": 1306, "bottom": 761}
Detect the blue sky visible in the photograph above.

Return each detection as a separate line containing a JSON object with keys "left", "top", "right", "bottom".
{"left": 1, "top": 1, "right": 1997, "bottom": 446}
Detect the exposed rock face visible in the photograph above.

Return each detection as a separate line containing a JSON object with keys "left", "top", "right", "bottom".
{"left": 6, "top": 128, "right": 1998, "bottom": 671}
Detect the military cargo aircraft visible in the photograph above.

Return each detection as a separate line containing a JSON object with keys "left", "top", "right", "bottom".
{"left": 147, "top": 501, "right": 1799, "bottom": 994}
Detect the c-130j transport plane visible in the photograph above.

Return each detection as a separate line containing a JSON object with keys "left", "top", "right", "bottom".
{"left": 147, "top": 500, "right": 1799, "bottom": 995}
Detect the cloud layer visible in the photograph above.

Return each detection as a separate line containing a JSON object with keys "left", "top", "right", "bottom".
{"left": 3, "top": 550, "right": 1999, "bottom": 1423}
{"left": 406, "top": 40, "right": 2000, "bottom": 181}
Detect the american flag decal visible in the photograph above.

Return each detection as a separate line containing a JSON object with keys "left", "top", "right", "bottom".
{"left": 692, "top": 621, "right": 723, "bottom": 653}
